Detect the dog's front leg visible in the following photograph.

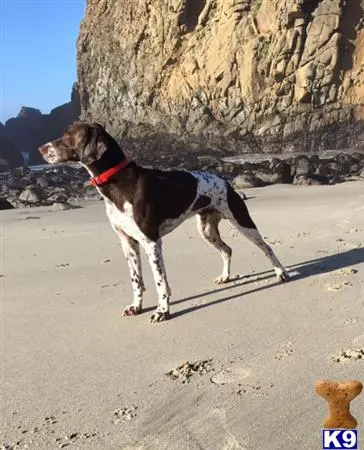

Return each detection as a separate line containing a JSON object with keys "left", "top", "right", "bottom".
{"left": 144, "top": 239, "right": 171, "bottom": 323}
{"left": 118, "top": 232, "right": 145, "bottom": 316}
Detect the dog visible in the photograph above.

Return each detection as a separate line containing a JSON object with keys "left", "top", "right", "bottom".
{"left": 39, "top": 122, "right": 289, "bottom": 322}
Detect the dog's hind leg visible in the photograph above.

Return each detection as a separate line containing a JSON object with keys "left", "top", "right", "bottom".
{"left": 225, "top": 184, "right": 289, "bottom": 282}
{"left": 118, "top": 232, "right": 145, "bottom": 316}
{"left": 143, "top": 239, "right": 171, "bottom": 323}
{"left": 196, "top": 211, "right": 232, "bottom": 284}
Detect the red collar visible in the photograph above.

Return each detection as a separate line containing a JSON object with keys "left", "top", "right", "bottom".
{"left": 89, "top": 160, "right": 130, "bottom": 186}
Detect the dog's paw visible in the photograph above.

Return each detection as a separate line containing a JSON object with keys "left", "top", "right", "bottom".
{"left": 214, "top": 275, "right": 230, "bottom": 285}
{"left": 122, "top": 305, "right": 142, "bottom": 317}
{"left": 150, "top": 309, "right": 170, "bottom": 323}
{"left": 277, "top": 269, "right": 289, "bottom": 283}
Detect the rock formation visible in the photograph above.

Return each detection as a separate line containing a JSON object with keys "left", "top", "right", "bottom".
{"left": 3, "top": 83, "right": 81, "bottom": 165}
{"left": 1, "top": 150, "right": 364, "bottom": 209}
{"left": 0, "top": 122, "right": 24, "bottom": 171}
{"left": 77, "top": 0, "right": 364, "bottom": 154}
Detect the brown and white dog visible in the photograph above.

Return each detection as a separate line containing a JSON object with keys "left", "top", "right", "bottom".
{"left": 39, "top": 122, "right": 289, "bottom": 322}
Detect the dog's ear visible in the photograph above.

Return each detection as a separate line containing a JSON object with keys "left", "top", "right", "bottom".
{"left": 91, "top": 122, "right": 106, "bottom": 131}
{"left": 80, "top": 124, "right": 108, "bottom": 165}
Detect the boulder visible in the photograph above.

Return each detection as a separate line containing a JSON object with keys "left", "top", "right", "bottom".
{"left": 51, "top": 202, "right": 73, "bottom": 211}
{"left": 47, "top": 192, "right": 69, "bottom": 203}
{"left": 19, "top": 187, "right": 42, "bottom": 204}
{"left": 293, "top": 173, "right": 332, "bottom": 185}
{"left": 36, "top": 173, "right": 53, "bottom": 188}
{"left": 269, "top": 159, "right": 293, "bottom": 183}
{"left": 0, "top": 198, "right": 15, "bottom": 210}
{"left": 294, "top": 155, "right": 312, "bottom": 176}
{"left": 232, "top": 173, "right": 263, "bottom": 189}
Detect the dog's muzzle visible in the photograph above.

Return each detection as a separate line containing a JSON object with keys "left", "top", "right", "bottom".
{"left": 39, "top": 143, "right": 58, "bottom": 164}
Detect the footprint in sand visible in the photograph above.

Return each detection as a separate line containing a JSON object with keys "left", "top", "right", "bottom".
{"left": 295, "top": 232, "right": 310, "bottom": 238}
{"left": 337, "top": 268, "right": 358, "bottom": 276}
{"left": 274, "top": 341, "right": 294, "bottom": 360}
{"left": 330, "top": 348, "right": 364, "bottom": 363}
{"left": 112, "top": 406, "right": 138, "bottom": 424}
{"left": 315, "top": 249, "right": 330, "bottom": 255}
{"left": 336, "top": 238, "right": 362, "bottom": 250}
{"left": 55, "top": 432, "right": 98, "bottom": 447}
{"left": 44, "top": 416, "right": 57, "bottom": 426}
{"left": 263, "top": 237, "right": 283, "bottom": 245}
{"left": 100, "top": 282, "right": 121, "bottom": 289}
{"left": 236, "top": 382, "right": 274, "bottom": 397}
{"left": 343, "top": 317, "right": 359, "bottom": 326}
{"left": 269, "top": 240, "right": 282, "bottom": 245}
{"left": 325, "top": 281, "right": 353, "bottom": 292}
{"left": 210, "top": 363, "right": 251, "bottom": 385}
{"left": 323, "top": 267, "right": 358, "bottom": 291}
{"left": 167, "top": 360, "right": 214, "bottom": 383}
{"left": 4, "top": 412, "right": 101, "bottom": 449}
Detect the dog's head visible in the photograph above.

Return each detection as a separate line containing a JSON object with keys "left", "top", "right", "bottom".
{"left": 39, "top": 122, "right": 110, "bottom": 165}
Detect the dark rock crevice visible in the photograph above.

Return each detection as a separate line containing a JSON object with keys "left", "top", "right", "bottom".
{"left": 178, "top": 0, "right": 206, "bottom": 32}
{"left": 339, "top": 0, "right": 363, "bottom": 71}
{"left": 301, "top": 0, "right": 322, "bottom": 18}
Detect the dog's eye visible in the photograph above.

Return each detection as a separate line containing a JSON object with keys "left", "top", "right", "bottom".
{"left": 62, "top": 134, "right": 74, "bottom": 147}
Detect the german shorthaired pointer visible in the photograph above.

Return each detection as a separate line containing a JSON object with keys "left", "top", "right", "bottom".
{"left": 39, "top": 122, "right": 289, "bottom": 323}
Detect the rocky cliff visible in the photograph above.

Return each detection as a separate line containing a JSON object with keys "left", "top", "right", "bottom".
{"left": 77, "top": 0, "right": 364, "bottom": 154}
{"left": 0, "top": 123, "right": 24, "bottom": 171}
{"left": 3, "top": 83, "right": 81, "bottom": 165}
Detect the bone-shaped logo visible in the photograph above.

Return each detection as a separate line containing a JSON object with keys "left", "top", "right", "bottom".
{"left": 316, "top": 380, "right": 363, "bottom": 429}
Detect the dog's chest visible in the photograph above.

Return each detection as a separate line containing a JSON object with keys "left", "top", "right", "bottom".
{"left": 105, "top": 199, "right": 142, "bottom": 240}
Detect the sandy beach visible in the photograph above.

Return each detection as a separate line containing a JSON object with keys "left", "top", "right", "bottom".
{"left": 1, "top": 181, "right": 364, "bottom": 449}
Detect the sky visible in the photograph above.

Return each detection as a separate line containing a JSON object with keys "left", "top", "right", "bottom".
{"left": 0, "top": 0, "right": 86, "bottom": 123}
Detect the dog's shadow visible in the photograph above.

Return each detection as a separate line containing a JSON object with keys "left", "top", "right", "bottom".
{"left": 156, "top": 247, "right": 364, "bottom": 318}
